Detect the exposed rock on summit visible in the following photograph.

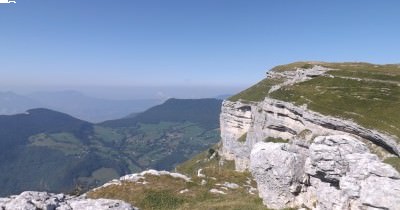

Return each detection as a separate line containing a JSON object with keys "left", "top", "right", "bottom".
{"left": 0, "top": 191, "right": 136, "bottom": 210}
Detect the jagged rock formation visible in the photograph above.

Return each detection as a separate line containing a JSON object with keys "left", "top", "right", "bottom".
{"left": 220, "top": 64, "right": 400, "bottom": 209}
{"left": 0, "top": 191, "right": 136, "bottom": 210}
{"left": 250, "top": 135, "right": 400, "bottom": 209}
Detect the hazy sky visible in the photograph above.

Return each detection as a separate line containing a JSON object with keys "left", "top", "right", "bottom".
{"left": 0, "top": 0, "right": 399, "bottom": 98}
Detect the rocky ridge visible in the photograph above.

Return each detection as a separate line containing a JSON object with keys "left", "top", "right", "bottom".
{"left": 220, "top": 64, "right": 400, "bottom": 209}
{"left": 0, "top": 191, "right": 137, "bottom": 210}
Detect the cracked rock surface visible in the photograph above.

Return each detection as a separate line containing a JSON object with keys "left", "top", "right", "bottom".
{"left": 250, "top": 135, "right": 400, "bottom": 210}
{"left": 0, "top": 191, "right": 136, "bottom": 210}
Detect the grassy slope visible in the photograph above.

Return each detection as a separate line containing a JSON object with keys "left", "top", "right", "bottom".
{"left": 229, "top": 78, "right": 284, "bottom": 102}
{"left": 101, "top": 98, "right": 223, "bottom": 130}
{"left": 88, "top": 149, "right": 271, "bottom": 210}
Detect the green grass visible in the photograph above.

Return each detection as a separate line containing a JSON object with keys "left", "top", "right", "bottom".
{"left": 141, "top": 190, "right": 185, "bottom": 210}
{"left": 93, "top": 126, "right": 124, "bottom": 143}
{"left": 229, "top": 78, "right": 285, "bottom": 102}
{"left": 323, "top": 63, "right": 400, "bottom": 79}
{"left": 271, "top": 61, "right": 320, "bottom": 72}
{"left": 88, "top": 148, "right": 270, "bottom": 210}
{"left": 28, "top": 133, "right": 85, "bottom": 155}
{"left": 384, "top": 157, "right": 400, "bottom": 172}
{"left": 263, "top": 137, "right": 288, "bottom": 143}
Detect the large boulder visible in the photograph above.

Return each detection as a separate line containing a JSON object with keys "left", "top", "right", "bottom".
{"left": 250, "top": 142, "right": 307, "bottom": 209}
{"left": 250, "top": 135, "right": 400, "bottom": 210}
{"left": 306, "top": 135, "right": 400, "bottom": 210}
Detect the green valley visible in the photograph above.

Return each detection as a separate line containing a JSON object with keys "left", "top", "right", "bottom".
{"left": 0, "top": 98, "right": 222, "bottom": 196}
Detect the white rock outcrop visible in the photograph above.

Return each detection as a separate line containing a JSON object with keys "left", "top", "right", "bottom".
{"left": 220, "top": 98, "right": 400, "bottom": 171}
{"left": 306, "top": 136, "right": 400, "bottom": 210}
{"left": 220, "top": 100, "right": 253, "bottom": 171}
{"left": 250, "top": 142, "right": 306, "bottom": 208}
{"left": 0, "top": 191, "right": 136, "bottom": 210}
{"left": 95, "top": 169, "right": 191, "bottom": 190}
{"left": 267, "top": 65, "right": 330, "bottom": 93}
{"left": 209, "top": 189, "right": 226, "bottom": 195}
{"left": 120, "top": 169, "right": 191, "bottom": 182}
{"left": 249, "top": 135, "right": 400, "bottom": 210}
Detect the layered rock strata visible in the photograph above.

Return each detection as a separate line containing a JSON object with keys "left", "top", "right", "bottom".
{"left": 220, "top": 98, "right": 399, "bottom": 171}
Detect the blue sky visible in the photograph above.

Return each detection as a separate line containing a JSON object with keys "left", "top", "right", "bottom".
{"left": 0, "top": 0, "right": 399, "bottom": 98}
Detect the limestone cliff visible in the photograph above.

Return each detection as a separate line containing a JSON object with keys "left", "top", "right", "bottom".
{"left": 220, "top": 63, "right": 400, "bottom": 210}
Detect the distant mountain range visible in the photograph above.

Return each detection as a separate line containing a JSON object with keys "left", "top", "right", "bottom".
{"left": 0, "top": 98, "right": 222, "bottom": 196}
{"left": 0, "top": 91, "right": 162, "bottom": 122}
{"left": 0, "top": 91, "right": 42, "bottom": 115}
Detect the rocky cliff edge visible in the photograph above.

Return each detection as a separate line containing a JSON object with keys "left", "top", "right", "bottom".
{"left": 220, "top": 64, "right": 400, "bottom": 210}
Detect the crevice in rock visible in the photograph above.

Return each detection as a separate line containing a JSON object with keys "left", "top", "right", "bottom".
{"left": 238, "top": 106, "right": 251, "bottom": 112}
{"left": 275, "top": 104, "right": 286, "bottom": 109}
{"left": 369, "top": 172, "right": 400, "bottom": 180}
{"left": 267, "top": 125, "right": 297, "bottom": 135}
{"left": 287, "top": 108, "right": 304, "bottom": 118}
{"left": 294, "top": 143, "right": 309, "bottom": 149}
{"left": 231, "top": 115, "right": 251, "bottom": 119}
{"left": 304, "top": 119, "right": 398, "bottom": 156}
{"left": 362, "top": 203, "right": 389, "bottom": 210}
{"left": 277, "top": 113, "right": 304, "bottom": 125}
{"left": 313, "top": 171, "right": 340, "bottom": 189}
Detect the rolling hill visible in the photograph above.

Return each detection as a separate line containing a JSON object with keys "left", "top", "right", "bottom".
{"left": 0, "top": 98, "right": 222, "bottom": 196}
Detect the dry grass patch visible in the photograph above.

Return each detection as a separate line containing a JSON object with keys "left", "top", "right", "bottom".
{"left": 88, "top": 148, "right": 269, "bottom": 210}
